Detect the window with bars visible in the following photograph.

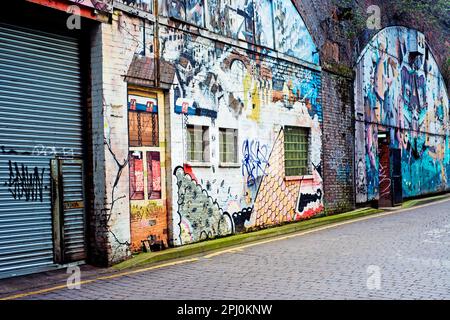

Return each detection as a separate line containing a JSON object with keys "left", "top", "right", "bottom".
{"left": 187, "top": 125, "right": 209, "bottom": 162}
{"left": 284, "top": 126, "right": 310, "bottom": 177}
{"left": 128, "top": 111, "right": 159, "bottom": 147}
{"left": 219, "top": 128, "right": 238, "bottom": 163}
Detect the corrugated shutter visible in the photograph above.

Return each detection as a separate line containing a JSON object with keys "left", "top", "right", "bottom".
{"left": 0, "top": 23, "right": 84, "bottom": 278}
{"left": 61, "top": 160, "right": 86, "bottom": 262}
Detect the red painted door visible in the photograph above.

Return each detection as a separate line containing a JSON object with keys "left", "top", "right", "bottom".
{"left": 378, "top": 140, "right": 392, "bottom": 207}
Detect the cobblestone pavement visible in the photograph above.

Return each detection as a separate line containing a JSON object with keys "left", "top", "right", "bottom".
{"left": 20, "top": 200, "right": 450, "bottom": 299}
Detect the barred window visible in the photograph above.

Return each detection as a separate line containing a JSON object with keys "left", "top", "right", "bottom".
{"left": 284, "top": 126, "right": 310, "bottom": 177}
{"left": 128, "top": 111, "right": 159, "bottom": 147}
{"left": 187, "top": 125, "right": 209, "bottom": 162}
{"left": 219, "top": 128, "right": 238, "bottom": 163}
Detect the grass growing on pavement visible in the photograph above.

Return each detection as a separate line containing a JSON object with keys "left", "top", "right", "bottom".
{"left": 401, "top": 193, "right": 450, "bottom": 209}
{"left": 113, "top": 207, "right": 383, "bottom": 271}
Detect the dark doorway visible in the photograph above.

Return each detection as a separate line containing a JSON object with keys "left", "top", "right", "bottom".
{"left": 391, "top": 148, "right": 403, "bottom": 206}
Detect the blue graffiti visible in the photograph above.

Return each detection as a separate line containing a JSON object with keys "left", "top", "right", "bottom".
{"left": 241, "top": 139, "right": 269, "bottom": 187}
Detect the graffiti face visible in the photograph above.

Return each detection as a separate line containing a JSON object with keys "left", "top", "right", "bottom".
{"left": 356, "top": 159, "right": 367, "bottom": 197}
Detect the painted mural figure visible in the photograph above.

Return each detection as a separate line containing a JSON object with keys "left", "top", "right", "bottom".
{"left": 355, "top": 27, "right": 449, "bottom": 203}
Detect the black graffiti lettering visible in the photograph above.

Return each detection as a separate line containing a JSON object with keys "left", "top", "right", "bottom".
{"left": 4, "top": 160, "right": 45, "bottom": 202}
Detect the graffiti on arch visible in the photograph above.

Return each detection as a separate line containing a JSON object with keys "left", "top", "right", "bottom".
{"left": 356, "top": 27, "right": 450, "bottom": 202}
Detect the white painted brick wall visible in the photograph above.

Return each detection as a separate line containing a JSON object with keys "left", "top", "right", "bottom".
{"left": 91, "top": 11, "right": 151, "bottom": 264}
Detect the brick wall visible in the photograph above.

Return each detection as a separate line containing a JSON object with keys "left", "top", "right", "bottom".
{"left": 86, "top": 1, "right": 359, "bottom": 262}
{"left": 89, "top": 11, "right": 151, "bottom": 265}
{"left": 88, "top": 23, "right": 110, "bottom": 266}
{"left": 321, "top": 71, "right": 355, "bottom": 214}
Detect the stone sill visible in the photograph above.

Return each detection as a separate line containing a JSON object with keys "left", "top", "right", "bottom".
{"left": 285, "top": 175, "right": 314, "bottom": 182}
{"left": 186, "top": 162, "right": 212, "bottom": 168}
{"left": 219, "top": 163, "right": 241, "bottom": 168}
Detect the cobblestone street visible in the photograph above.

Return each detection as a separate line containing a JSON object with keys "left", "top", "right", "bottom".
{"left": 14, "top": 200, "right": 450, "bottom": 300}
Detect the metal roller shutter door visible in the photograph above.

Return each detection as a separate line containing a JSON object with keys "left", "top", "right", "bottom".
{"left": 0, "top": 23, "right": 84, "bottom": 278}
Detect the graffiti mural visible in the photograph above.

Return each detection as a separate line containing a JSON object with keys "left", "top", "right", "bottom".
{"left": 161, "top": 0, "right": 204, "bottom": 26}
{"left": 355, "top": 27, "right": 450, "bottom": 203}
{"left": 207, "top": 0, "right": 255, "bottom": 42}
{"left": 163, "top": 1, "right": 323, "bottom": 246}
{"left": 173, "top": 166, "right": 233, "bottom": 245}
{"left": 249, "top": 127, "right": 323, "bottom": 228}
{"left": 159, "top": 1, "right": 318, "bottom": 65}
{"left": 161, "top": 26, "right": 322, "bottom": 124}
{"left": 229, "top": 207, "right": 253, "bottom": 233}
{"left": 254, "top": 0, "right": 274, "bottom": 49}
{"left": 272, "top": 0, "right": 319, "bottom": 64}
{"left": 130, "top": 202, "right": 166, "bottom": 251}
{"left": 69, "top": 0, "right": 112, "bottom": 11}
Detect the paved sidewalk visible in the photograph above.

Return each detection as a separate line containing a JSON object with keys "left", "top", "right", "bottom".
{"left": 1, "top": 197, "right": 449, "bottom": 300}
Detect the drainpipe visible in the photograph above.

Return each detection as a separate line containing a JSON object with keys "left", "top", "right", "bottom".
{"left": 153, "top": 0, "right": 160, "bottom": 88}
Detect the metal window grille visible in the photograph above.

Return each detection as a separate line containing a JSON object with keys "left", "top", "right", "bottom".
{"left": 284, "top": 126, "right": 310, "bottom": 176}
{"left": 128, "top": 111, "right": 159, "bottom": 147}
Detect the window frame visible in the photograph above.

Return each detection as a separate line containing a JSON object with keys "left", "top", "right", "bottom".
{"left": 128, "top": 109, "right": 159, "bottom": 148}
{"left": 219, "top": 127, "right": 239, "bottom": 165}
{"left": 186, "top": 124, "right": 210, "bottom": 164}
{"left": 284, "top": 126, "right": 311, "bottom": 178}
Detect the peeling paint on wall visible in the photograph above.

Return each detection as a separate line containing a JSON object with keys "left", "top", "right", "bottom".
{"left": 130, "top": 202, "right": 166, "bottom": 250}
